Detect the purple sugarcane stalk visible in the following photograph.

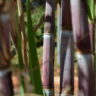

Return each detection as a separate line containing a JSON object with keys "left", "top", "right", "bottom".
{"left": 60, "top": 32, "right": 74, "bottom": 95}
{"left": 0, "top": 72, "right": 13, "bottom": 96}
{"left": 70, "top": 0, "right": 95, "bottom": 96}
{"left": 76, "top": 53, "right": 94, "bottom": 96}
{"left": 70, "top": 0, "right": 91, "bottom": 53}
{"left": 59, "top": 0, "right": 74, "bottom": 95}
{"left": 0, "top": 15, "right": 13, "bottom": 96}
{"left": 0, "top": 1, "right": 14, "bottom": 96}
{"left": 42, "top": 0, "right": 55, "bottom": 95}
{"left": 42, "top": 34, "right": 55, "bottom": 96}
{"left": 89, "top": 23, "right": 94, "bottom": 51}
{"left": 62, "top": 0, "right": 72, "bottom": 30}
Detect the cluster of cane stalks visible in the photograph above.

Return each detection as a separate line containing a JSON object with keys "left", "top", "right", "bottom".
{"left": 0, "top": 0, "right": 96, "bottom": 96}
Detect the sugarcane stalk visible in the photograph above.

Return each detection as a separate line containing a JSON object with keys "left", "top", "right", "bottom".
{"left": 92, "top": 1, "right": 96, "bottom": 95}
{"left": 89, "top": 23, "right": 93, "bottom": 51}
{"left": 70, "top": 0, "right": 95, "bottom": 96}
{"left": 42, "top": 33, "right": 54, "bottom": 96}
{"left": 42, "top": 0, "right": 55, "bottom": 95}
{"left": 93, "top": 7, "right": 96, "bottom": 96}
{"left": 94, "top": 22, "right": 96, "bottom": 96}
{"left": 0, "top": 71, "right": 13, "bottom": 96}
{"left": 0, "top": 1, "right": 14, "bottom": 96}
{"left": 60, "top": 32, "right": 74, "bottom": 96}
{"left": 86, "top": 0, "right": 96, "bottom": 94}
{"left": 59, "top": 0, "right": 74, "bottom": 95}
{"left": 89, "top": 22, "right": 95, "bottom": 95}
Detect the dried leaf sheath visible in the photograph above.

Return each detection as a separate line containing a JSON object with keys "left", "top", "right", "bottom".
{"left": 57, "top": 2, "right": 61, "bottom": 65}
{"left": 42, "top": 0, "right": 55, "bottom": 95}
{"left": 70, "top": 0, "right": 94, "bottom": 96}
{"left": 17, "top": 0, "right": 28, "bottom": 69}
{"left": 0, "top": 21, "right": 10, "bottom": 69}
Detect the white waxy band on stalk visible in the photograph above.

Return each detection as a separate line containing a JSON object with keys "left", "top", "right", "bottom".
{"left": 43, "top": 89, "right": 54, "bottom": 96}
{"left": 0, "top": 14, "right": 10, "bottom": 22}
{"left": 0, "top": 68, "right": 11, "bottom": 77}
{"left": 76, "top": 53, "right": 92, "bottom": 58}
{"left": 61, "top": 30, "right": 72, "bottom": 36}
{"left": 76, "top": 53, "right": 92, "bottom": 77}
{"left": 61, "top": 93, "right": 74, "bottom": 96}
{"left": 44, "top": 33, "right": 54, "bottom": 38}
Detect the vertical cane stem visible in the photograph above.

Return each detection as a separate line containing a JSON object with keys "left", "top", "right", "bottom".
{"left": 42, "top": 0, "right": 55, "bottom": 95}
{"left": 60, "top": 0, "right": 74, "bottom": 95}
{"left": 70, "top": 0, "right": 94, "bottom": 96}
{"left": 0, "top": 1, "right": 14, "bottom": 96}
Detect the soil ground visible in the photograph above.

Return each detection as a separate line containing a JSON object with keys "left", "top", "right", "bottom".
{"left": 13, "top": 67, "right": 78, "bottom": 96}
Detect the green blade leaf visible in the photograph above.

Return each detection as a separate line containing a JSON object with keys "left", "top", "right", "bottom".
{"left": 26, "top": 0, "right": 43, "bottom": 95}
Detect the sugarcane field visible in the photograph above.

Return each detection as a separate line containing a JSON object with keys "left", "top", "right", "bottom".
{"left": 0, "top": 0, "right": 96, "bottom": 96}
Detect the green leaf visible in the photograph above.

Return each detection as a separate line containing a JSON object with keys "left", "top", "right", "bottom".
{"left": 15, "top": 12, "right": 25, "bottom": 95}
{"left": 26, "top": 0, "right": 43, "bottom": 95}
{"left": 87, "top": 0, "right": 95, "bottom": 21}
